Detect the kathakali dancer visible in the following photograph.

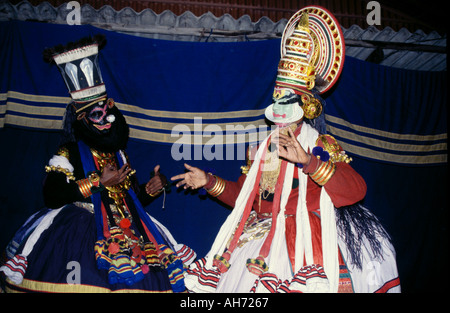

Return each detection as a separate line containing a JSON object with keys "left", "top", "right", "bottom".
{"left": 172, "top": 6, "right": 400, "bottom": 293}
{"left": 1, "top": 35, "right": 195, "bottom": 293}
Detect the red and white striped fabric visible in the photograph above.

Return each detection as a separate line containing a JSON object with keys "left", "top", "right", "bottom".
{"left": 250, "top": 264, "right": 330, "bottom": 293}
{"left": 1, "top": 208, "right": 63, "bottom": 286}
{"left": 184, "top": 258, "right": 222, "bottom": 292}
{"left": 174, "top": 243, "right": 197, "bottom": 266}
{"left": 0, "top": 254, "right": 28, "bottom": 285}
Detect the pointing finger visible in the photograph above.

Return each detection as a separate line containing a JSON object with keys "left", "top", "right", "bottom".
{"left": 171, "top": 173, "right": 186, "bottom": 181}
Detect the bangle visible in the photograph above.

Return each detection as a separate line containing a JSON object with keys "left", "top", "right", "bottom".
{"left": 206, "top": 175, "right": 226, "bottom": 197}
{"left": 148, "top": 189, "right": 162, "bottom": 197}
{"left": 76, "top": 178, "right": 93, "bottom": 198}
{"left": 77, "top": 172, "right": 104, "bottom": 198}
{"left": 309, "top": 160, "right": 336, "bottom": 186}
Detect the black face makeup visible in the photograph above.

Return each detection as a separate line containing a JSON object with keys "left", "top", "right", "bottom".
{"left": 87, "top": 100, "right": 112, "bottom": 132}
{"left": 76, "top": 98, "right": 116, "bottom": 135}
{"left": 73, "top": 100, "right": 129, "bottom": 153}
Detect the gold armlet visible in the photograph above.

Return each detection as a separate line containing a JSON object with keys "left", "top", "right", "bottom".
{"left": 309, "top": 160, "right": 336, "bottom": 186}
{"left": 316, "top": 134, "right": 352, "bottom": 164}
{"left": 240, "top": 165, "right": 250, "bottom": 175}
{"left": 56, "top": 147, "right": 69, "bottom": 159}
{"left": 206, "top": 175, "right": 226, "bottom": 197}
{"left": 45, "top": 165, "right": 75, "bottom": 181}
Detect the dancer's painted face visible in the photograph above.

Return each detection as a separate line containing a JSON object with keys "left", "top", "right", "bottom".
{"left": 77, "top": 98, "right": 115, "bottom": 134}
{"left": 271, "top": 87, "right": 302, "bottom": 126}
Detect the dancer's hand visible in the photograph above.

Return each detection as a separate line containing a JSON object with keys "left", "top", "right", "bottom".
{"left": 171, "top": 163, "right": 208, "bottom": 189}
{"left": 145, "top": 165, "right": 167, "bottom": 195}
{"left": 100, "top": 163, "right": 132, "bottom": 187}
{"left": 273, "top": 127, "right": 310, "bottom": 165}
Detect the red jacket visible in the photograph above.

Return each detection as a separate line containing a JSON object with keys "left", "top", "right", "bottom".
{"left": 206, "top": 132, "right": 367, "bottom": 272}
{"left": 214, "top": 147, "right": 367, "bottom": 215}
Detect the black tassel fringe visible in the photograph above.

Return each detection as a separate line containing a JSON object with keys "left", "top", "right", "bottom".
{"left": 335, "top": 203, "right": 392, "bottom": 270}
{"left": 43, "top": 34, "right": 106, "bottom": 64}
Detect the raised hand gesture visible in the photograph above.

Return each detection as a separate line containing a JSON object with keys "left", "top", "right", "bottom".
{"left": 273, "top": 127, "right": 311, "bottom": 165}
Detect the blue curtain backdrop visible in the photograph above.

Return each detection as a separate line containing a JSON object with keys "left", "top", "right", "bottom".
{"left": 0, "top": 20, "right": 447, "bottom": 293}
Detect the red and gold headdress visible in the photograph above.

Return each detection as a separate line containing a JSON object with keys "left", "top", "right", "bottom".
{"left": 277, "top": 6, "right": 345, "bottom": 95}
{"left": 267, "top": 6, "right": 345, "bottom": 122}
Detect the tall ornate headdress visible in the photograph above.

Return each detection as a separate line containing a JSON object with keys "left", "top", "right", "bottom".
{"left": 266, "top": 6, "right": 345, "bottom": 123}
{"left": 277, "top": 6, "right": 345, "bottom": 95}
{"left": 44, "top": 35, "right": 107, "bottom": 113}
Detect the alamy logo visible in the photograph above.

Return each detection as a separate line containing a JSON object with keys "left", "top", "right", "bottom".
{"left": 66, "top": 1, "right": 81, "bottom": 25}
{"left": 366, "top": 1, "right": 381, "bottom": 26}
{"left": 66, "top": 261, "right": 81, "bottom": 285}
{"left": 170, "top": 117, "right": 274, "bottom": 162}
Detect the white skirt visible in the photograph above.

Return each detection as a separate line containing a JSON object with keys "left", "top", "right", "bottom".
{"left": 215, "top": 224, "right": 292, "bottom": 293}
{"left": 185, "top": 213, "right": 401, "bottom": 293}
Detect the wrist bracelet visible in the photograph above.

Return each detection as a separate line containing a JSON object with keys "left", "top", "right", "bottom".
{"left": 309, "top": 160, "right": 336, "bottom": 186}
{"left": 148, "top": 188, "right": 163, "bottom": 197}
{"left": 76, "top": 172, "right": 104, "bottom": 198}
{"left": 148, "top": 184, "right": 167, "bottom": 197}
{"left": 206, "top": 175, "right": 226, "bottom": 197}
{"left": 76, "top": 178, "right": 94, "bottom": 198}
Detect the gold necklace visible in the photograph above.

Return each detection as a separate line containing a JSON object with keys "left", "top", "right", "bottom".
{"left": 259, "top": 152, "right": 281, "bottom": 194}
{"left": 258, "top": 123, "right": 298, "bottom": 209}
{"left": 90, "top": 148, "right": 132, "bottom": 220}
{"left": 259, "top": 123, "right": 297, "bottom": 193}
